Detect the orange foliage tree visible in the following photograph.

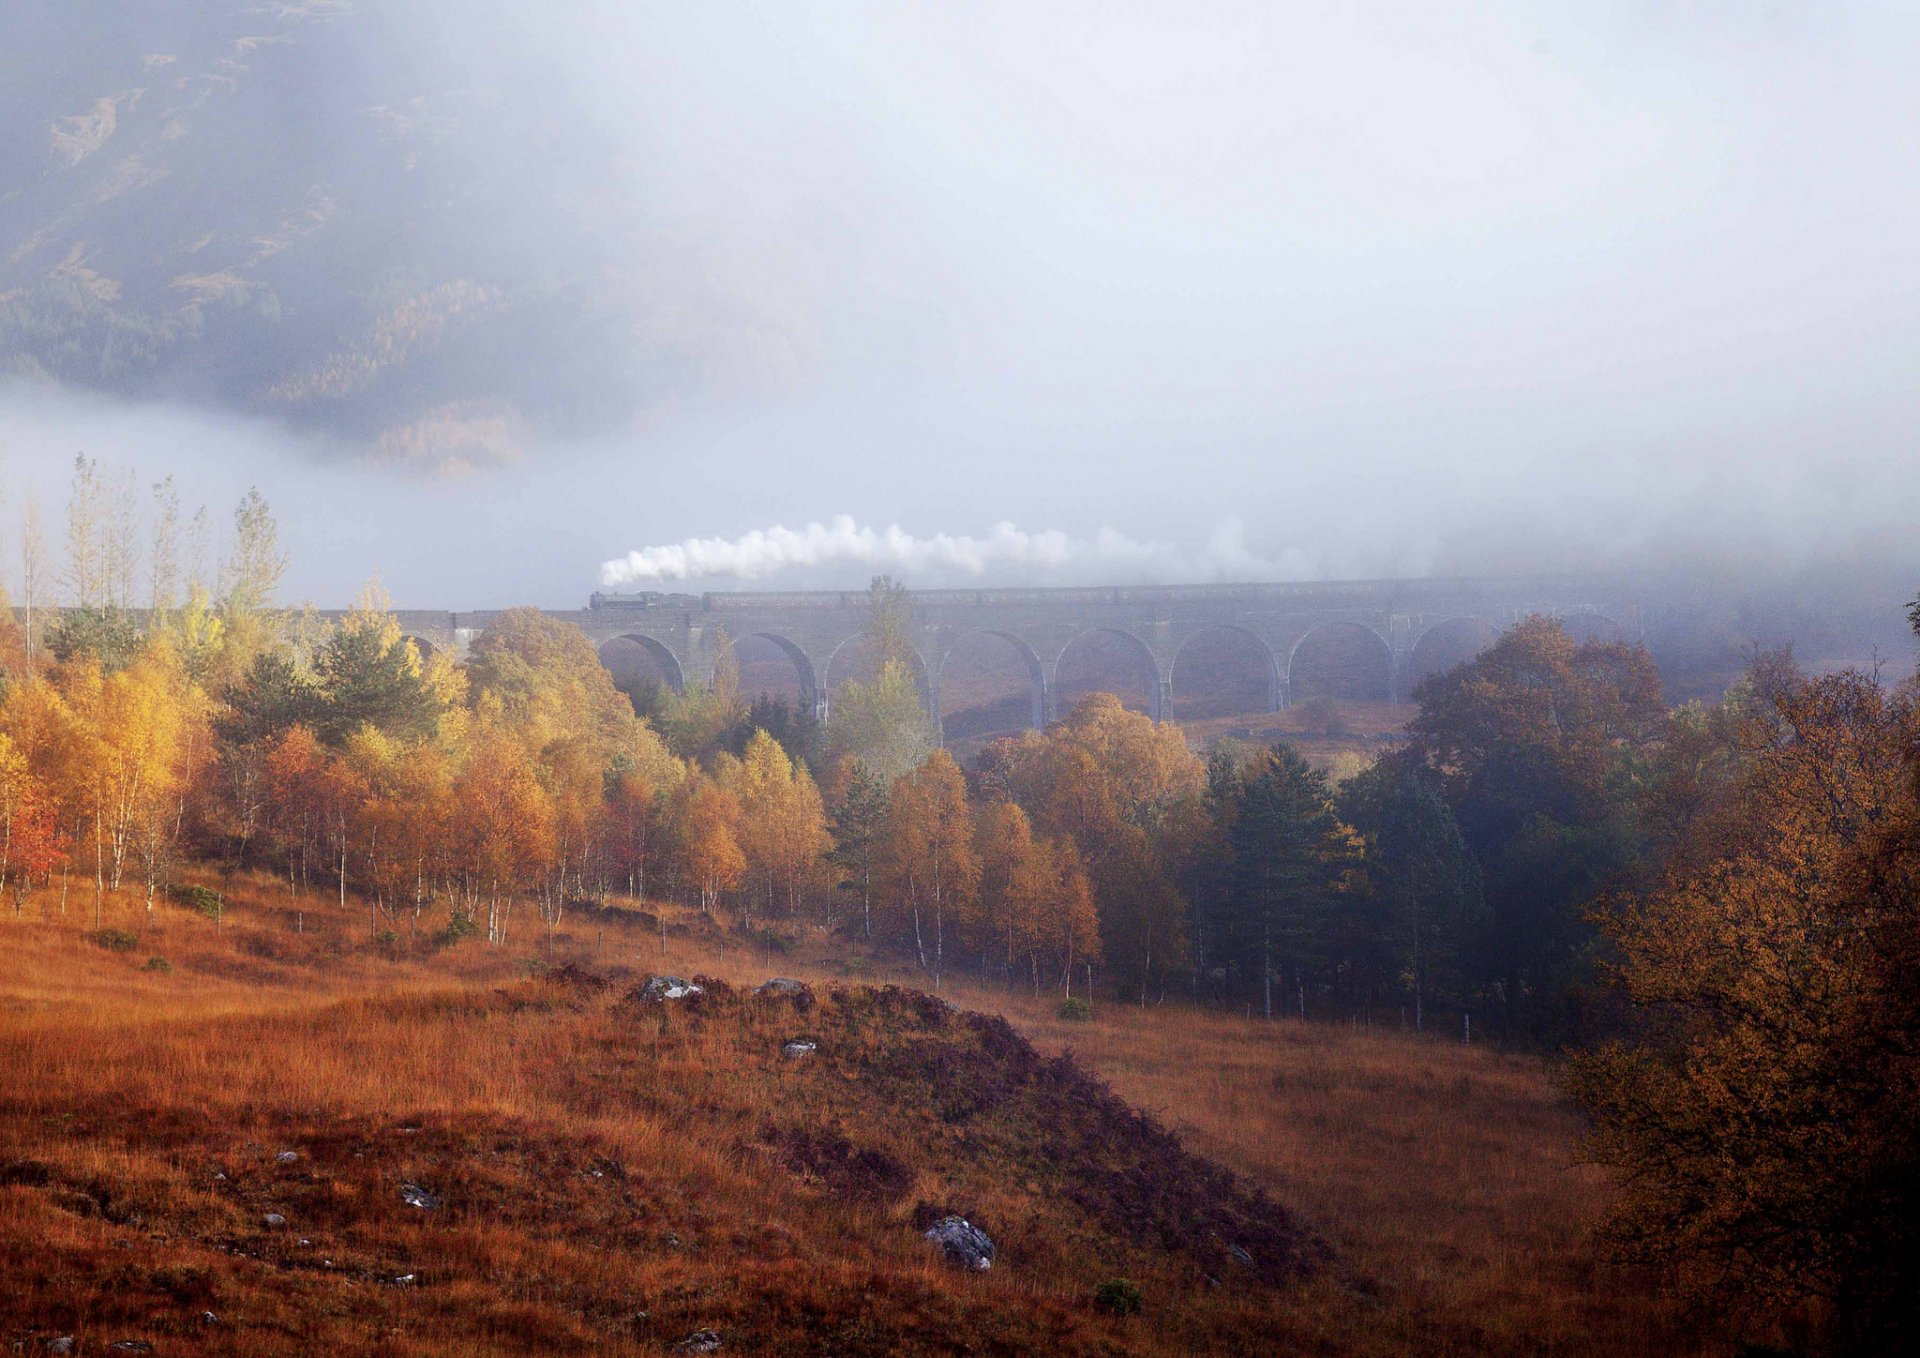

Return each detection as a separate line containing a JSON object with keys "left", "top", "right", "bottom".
{"left": 1569, "top": 663, "right": 1920, "bottom": 1355}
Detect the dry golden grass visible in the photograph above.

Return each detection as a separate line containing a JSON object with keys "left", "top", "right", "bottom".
{"left": 0, "top": 877, "right": 1719, "bottom": 1356}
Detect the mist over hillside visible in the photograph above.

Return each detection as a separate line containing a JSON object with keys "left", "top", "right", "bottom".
{"left": 3, "top": 2, "right": 1919, "bottom": 612}
{"left": 0, "top": 1, "right": 811, "bottom": 473}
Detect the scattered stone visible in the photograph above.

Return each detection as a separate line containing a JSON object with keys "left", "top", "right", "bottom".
{"left": 262, "top": 1213, "right": 286, "bottom": 1228}
{"left": 1227, "top": 1244, "right": 1255, "bottom": 1269}
{"left": 781, "top": 1039, "right": 817, "bottom": 1058}
{"left": 756, "top": 977, "right": 808, "bottom": 996}
{"left": 211, "top": 1171, "right": 226, "bottom": 1181}
{"left": 200, "top": 1311, "right": 219, "bottom": 1326}
{"left": 275, "top": 1150, "right": 300, "bottom": 1164}
{"left": 384, "top": 1273, "right": 416, "bottom": 1287}
{"left": 109, "top": 1342, "right": 153, "bottom": 1353}
{"left": 637, "top": 975, "right": 703, "bottom": 1002}
{"left": 45, "top": 1339, "right": 74, "bottom": 1355}
{"left": 672, "top": 1330, "right": 723, "bottom": 1354}
{"left": 924, "top": 1216, "right": 996, "bottom": 1271}
{"left": 398, "top": 1182, "right": 441, "bottom": 1211}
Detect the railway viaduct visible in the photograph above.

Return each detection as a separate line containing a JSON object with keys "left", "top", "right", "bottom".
{"left": 381, "top": 576, "right": 1649, "bottom": 732}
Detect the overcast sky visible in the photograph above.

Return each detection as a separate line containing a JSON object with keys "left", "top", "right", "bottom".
{"left": 3, "top": 1, "right": 1917, "bottom": 606}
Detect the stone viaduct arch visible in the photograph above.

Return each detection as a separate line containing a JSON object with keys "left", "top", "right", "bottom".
{"left": 596, "top": 633, "right": 687, "bottom": 695}
{"left": 1050, "top": 626, "right": 1165, "bottom": 721}
{"left": 1170, "top": 624, "right": 1282, "bottom": 718}
{"left": 936, "top": 629, "right": 1049, "bottom": 734}
{"left": 338, "top": 577, "right": 1652, "bottom": 735}
{"left": 1404, "top": 616, "right": 1496, "bottom": 691}
{"left": 1285, "top": 622, "right": 1396, "bottom": 704}
{"left": 822, "top": 632, "right": 936, "bottom": 722}
{"left": 743, "top": 632, "right": 823, "bottom": 717}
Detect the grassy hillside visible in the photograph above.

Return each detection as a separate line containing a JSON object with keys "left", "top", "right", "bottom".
{"left": 0, "top": 881, "right": 1718, "bottom": 1356}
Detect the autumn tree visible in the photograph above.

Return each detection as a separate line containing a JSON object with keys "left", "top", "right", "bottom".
{"left": 879, "top": 749, "right": 978, "bottom": 987}
{"left": 1001, "top": 694, "right": 1206, "bottom": 1000}
{"left": 679, "top": 775, "right": 745, "bottom": 915}
{"left": 1569, "top": 660, "right": 1920, "bottom": 1356}
{"left": 664, "top": 629, "right": 746, "bottom": 760}
{"left": 826, "top": 756, "right": 887, "bottom": 935}
{"left": 0, "top": 732, "right": 66, "bottom": 913}
{"left": 312, "top": 586, "right": 448, "bottom": 746}
{"left": 465, "top": 607, "right": 637, "bottom": 757}
{"left": 1029, "top": 834, "right": 1100, "bottom": 998}
{"left": 829, "top": 659, "right": 934, "bottom": 782}
{"left": 450, "top": 719, "right": 556, "bottom": 944}
{"left": 1339, "top": 753, "right": 1484, "bottom": 1029}
{"left": 221, "top": 487, "right": 287, "bottom": 617}
{"left": 829, "top": 577, "right": 936, "bottom": 780}
{"left": 723, "top": 729, "right": 830, "bottom": 927}
{"left": 973, "top": 798, "right": 1038, "bottom": 983}
{"left": 263, "top": 724, "right": 327, "bottom": 894}
{"left": 603, "top": 722, "right": 686, "bottom": 903}
{"left": 1401, "top": 615, "right": 1663, "bottom": 1035}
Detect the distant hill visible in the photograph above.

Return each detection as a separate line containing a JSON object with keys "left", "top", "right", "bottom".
{"left": 0, "top": 1, "right": 778, "bottom": 469}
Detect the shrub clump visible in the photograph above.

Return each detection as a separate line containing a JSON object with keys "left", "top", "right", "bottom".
{"left": 436, "top": 913, "right": 481, "bottom": 945}
{"left": 1094, "top": 1278, "right": 1143, "bottom": 1316}
{"left": 1058, "top": 996, "right": 1094, "bottom": 1022}
{"left": 143, "top": 956, "right": 173, "bottom": 973}
{"left": 90, "top": 928, "right": 139, "bottom": 953}
{"left": 170, "top": 883, "right": 224, "bottom": 921}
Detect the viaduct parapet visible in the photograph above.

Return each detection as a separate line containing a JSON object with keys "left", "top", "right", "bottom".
{"left": 374, "top": 576, "right": 1651, "bottom": 733}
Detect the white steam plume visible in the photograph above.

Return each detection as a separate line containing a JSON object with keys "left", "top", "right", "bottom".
{"left": 599, "top": 516, "right": 1321, "bottom": 588}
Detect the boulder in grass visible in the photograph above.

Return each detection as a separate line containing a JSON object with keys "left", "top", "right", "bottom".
{"left": 636, "top": 975, "right": 703, "bottom": 1002}
{"left": 399, "top": 1182, "right": 441, "bottom": 1210}
{"left": 924, "top": 1215, "right": 996, "bottom": 1271}
{"left": 672, "top": 1330, "right": 723, "bottom": 1354}
{"left": 781, "top": 1039, "right": 818, "bottom": 1058}
{"left": 757, "top": 976, "right": 815, "bottom": 1012}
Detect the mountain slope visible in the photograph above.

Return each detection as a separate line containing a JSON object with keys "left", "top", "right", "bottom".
{"left": 0, "top": 1, "right": 790, "bottom": 469}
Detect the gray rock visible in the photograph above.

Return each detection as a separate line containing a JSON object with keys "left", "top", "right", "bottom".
{"left": 638, "top": 975, "right": 703, "bottom": 1002}
{"left": 45, "top": 1339, "right": 75, "bottom": 1355}
{"left": 924, "top": 1216, "right": 996, "bottom": 1271}
{"left": 109, "top": 1343, "right": 153, "bottom": 1354}
{"left": 781, "top": 1039, "right": 817, "bottom": 1058}
{"left": 1227, "top": 1243, "right": 1255, "bottom": 1269}
{"left": 385, "top": 1272, "right": 416, "bottom": 1287}
{"left": 262, "top": 1212, "right": 286, "bottom": 1228}
{"left": 399, "top": 1182, "right": 441, "bottom": 1210}
{"left": 756, "top": 977, "right": 808, "bottom": 996}
{"left": 200, "top": 1311, "right": 219, "bottom": 1326}
{"left": 275, "top": 1150, "right": 300, "bottom": 1164}
{"left": 672, "top": 1330, "right": 723, "bottom": 1354}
